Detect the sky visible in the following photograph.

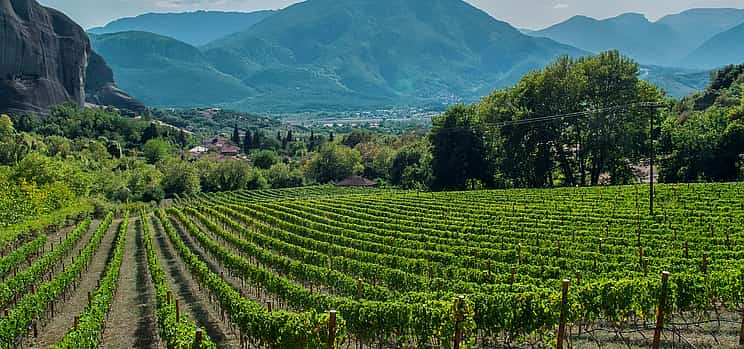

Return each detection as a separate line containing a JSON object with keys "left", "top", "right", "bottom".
{"left": 39, "top": 0, "right": 744, "bottom": 30}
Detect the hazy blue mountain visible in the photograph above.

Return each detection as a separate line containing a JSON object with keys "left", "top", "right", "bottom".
{"left": 88, "top": 10, "right": 274, "bottom": 46}
{"left": 90, "top": 31, "right": 253, "bottom": 107}
{"left": 657, "top": 8, "right": 744, "bottom": 53}
{"left": 90, "top": 0, "right": 716, "bottom": 111}
{"left": 533, "top": 13, "right": 682, "bottom": 66}
{"left": 201, "top": 0, "right": 585, "bottom": 111}
{"left": 683, "top": 22, "right": 744, "bottom": 69}
{"left": 640, "top": 65, "right": 710, "bottom": 98}
{"left": 533, "top": 8, "right": 744, "bottom": 68}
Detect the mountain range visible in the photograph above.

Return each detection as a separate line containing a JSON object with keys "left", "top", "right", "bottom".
{"left": 88, "top": 10, "right": 274, "bottom": 46}
{"left": 531, "top": 8, "right": 744, "bottom": 68}
{"left": 683, "top": 22, "right": 744, "bottom": 69}
{"left": 6, "top": 0, "right": 744, "bottom": 114}
{"left": 90, "top": 0, "right": 586, "bottom": 112}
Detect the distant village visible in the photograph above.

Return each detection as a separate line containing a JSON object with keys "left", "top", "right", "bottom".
{"left": 187, "top": 136, "right": 242, "bottom": 161}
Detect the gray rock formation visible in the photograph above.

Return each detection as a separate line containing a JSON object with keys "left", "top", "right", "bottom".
{"left": 85, "top": 51, "right": 145, "bottom": 113}
{"left": 0, "top": 0, "right": 143, "bottom": 114}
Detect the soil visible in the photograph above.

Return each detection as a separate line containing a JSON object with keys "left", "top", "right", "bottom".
{"left": 150, "top": 215, "right": 240, "bottom": 349}
{"left": 100, "top": 218, "right": 160, "bottom": 348}
{"left": 27, "top": 219, "right": 119, "bottom": 348}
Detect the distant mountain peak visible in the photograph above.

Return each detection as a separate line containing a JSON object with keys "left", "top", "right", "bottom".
{"left": 94, "top": 0, "right": 584, "bottom": 112}
{"left": 534, "top": 8, "right": 744, "bottom": 68}
{"left": 87, "top": 10, "right": 275, "bottom": 46}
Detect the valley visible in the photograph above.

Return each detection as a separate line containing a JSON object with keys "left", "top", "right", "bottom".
{"left": 1, "top": 0, "right": 744, "bottom": 348}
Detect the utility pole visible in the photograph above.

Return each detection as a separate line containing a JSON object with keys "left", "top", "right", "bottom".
{"left": 650, "top": 107, "right": 655, "bottom": 216}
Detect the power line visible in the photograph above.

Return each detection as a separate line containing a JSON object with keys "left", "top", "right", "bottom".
{"left": 433, "top": 101, "right": 666, "bottom": 132}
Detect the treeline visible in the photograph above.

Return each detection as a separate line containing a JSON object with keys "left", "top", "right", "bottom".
{"left": 427, "top": 51, "right": 744, "bottom": 190}
{"left": 0, "top": 104, "right": 429, "bottom": 210}
{"left": 2, "top": 51, "right": 741, "bottom": 210}
{"left": 659, "top": 64, "right": 744, "bottom": 182}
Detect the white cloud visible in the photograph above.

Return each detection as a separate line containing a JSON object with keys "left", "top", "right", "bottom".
{"left": 554, "top": 3, "right": 569, "bottom": 9}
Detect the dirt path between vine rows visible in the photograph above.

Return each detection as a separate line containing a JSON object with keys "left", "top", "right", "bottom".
{"left": 101, "top": 218, "right": 160, "bottom": 348}
{"left": 27, "top": 219, "right": 119, "bottom": 348}
{"left": 151, "top": 215, "right": 240, "bottom": 349}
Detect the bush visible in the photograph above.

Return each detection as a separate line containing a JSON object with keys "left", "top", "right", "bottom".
{"left": 253, "top": 150, "right": 279, "bottom": 169}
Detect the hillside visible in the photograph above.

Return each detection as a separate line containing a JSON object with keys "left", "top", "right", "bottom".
{"left": 89, "top": 31, "right": 253, "bottom": 107}
{"left": 93, "top": 0, "right": 584, "bottom": 112}
{"left": 88, "top": 10, "right": 274, "bottom": 46}
{"left": 533, "top": 13, "right": 682, "bottom": 66}
{"left": 640, "top": 65, "right": 710, "bottom": 98}
{"left": 533, "top": 8, "right": 744, "bottom": 69}
{"left": 657, "top": 8, "right": 744, "bottom": 52}
{"left": 682, "top": 22, "right": 744, "bottom": 69}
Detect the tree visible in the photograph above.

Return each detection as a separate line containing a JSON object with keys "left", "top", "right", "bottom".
{"left": 142, "top": 138, "right": 170, "bottom": 164}
{"left": 286, "top": 130, "right": 294, "bottom": 143}
{"left": 177, "top": 130, "right": 188, "bottom": 149}
{"left": 658, "top": 62, "right": 744, "bottom": 183}
{"left": 309, "top": 131, "right": 316, "bottom": 151}
{"left": 253, "top": 150, "right": 279, "bottom": 169}
{"left": 342, "top": 129, "right": 376, "bottom": 148}
{"left": 356, "top": 142, "right": 394, "bottom": 180}
{"left": 253, "top": 130, "right": 263, "bottom": 149}
{"left": 232, "top": 124, "right": 241, "bottom": 146}
{"left": 329, "top": 132, "right": 335, "bottom": 143}
{"left": 305, "top": 143, "right": 361, "bottom": 183}
{"left": 391, "top": 141, "right": 432, "bottom": 188}
{"left": 266, "top": 163, "right": 304, "bottom": 188}
{"left": 243, "top": 130, "right": 253, "bottom": 153}
{"left": 127, "top": 163, "right": 164, "bottom": 202}
{"left": 475, "top": 51, "right": 663, "bottom": 187}
{"left": 203, "top": 160, "right": 259, "bottom": 192}
{"left": 578, "top": 51, "right": 656, "bottom": 185}
{"left": 141, "top": 123, "right": 160, "bottom": 144}
{"left": 0, "top": 114, "right": 14, "bottom": 141}
{"left": 159, "top": 158, "right": 201, "bottom": 197}
{"left": 429, "top": 104, "right": 491, "bottom": 190}
{"left": 281, "top": 131, "right": 289, "bottom": 149}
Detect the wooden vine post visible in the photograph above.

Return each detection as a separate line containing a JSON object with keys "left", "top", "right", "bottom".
{"left": 652, "top": 271, "right": 670, "bottom": 349}
{"left": 328, "top": 310, "right": 337, "bottom": 349}
{"left": 454, "top": 295, "right": 465, "bottom": 349}
{"left": 557, "top": 279, "right": 570, "bottom": 349}
{"left": 176, "top": 299, "right": 181, "bottom": 322}
{"left": 740, "top": 308, "right": 744, "bottom": 346}
{"left": 193, "top": 329, "right": 203, "bottom": 349}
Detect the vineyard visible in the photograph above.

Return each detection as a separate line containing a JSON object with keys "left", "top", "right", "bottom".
{"left": 0, "top": 183, "right": 742, "bottom": 348}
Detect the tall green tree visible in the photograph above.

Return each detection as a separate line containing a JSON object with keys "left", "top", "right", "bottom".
{"left": 243, "top": 130, "right": 253, "bottom": 153}
{"left": 475, "top": 51, "right": 663, "bottom": 187}
{"left": 232, "top": 124, "right": 241, "bottom": 145}
{"left": 305, "top": 143, "right": 361, "bottom": 183}
{"left": 429, "top": 104, "right": 491, "bottom": 190}
{"left": 253, "top": 150, "right": 278, "bottom": 169}
{"left": 159, "top": 158, "right": 201, "bottom": 196}
{"left": 0, "top": 114, "right": 14, "bottom": 141}
{"left": 143, "top": 138, "right": 171, "bottom": 164}
{"left": 141, "top": 123, "right": 160, "bottom": 143}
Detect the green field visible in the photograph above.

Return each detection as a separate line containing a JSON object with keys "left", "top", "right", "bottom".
{"left": 1, "top": 183, "right": 743, "bottom": 348}
{"left": 165, "top": 183, "right": 744, "bottom": 348}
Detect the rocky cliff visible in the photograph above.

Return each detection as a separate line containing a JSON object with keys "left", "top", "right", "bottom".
{"left": 0, "top": 0, "right": 143, "bottom": 114}
{"left": 85, "top": 51, "right": 145, "bottom": 113}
